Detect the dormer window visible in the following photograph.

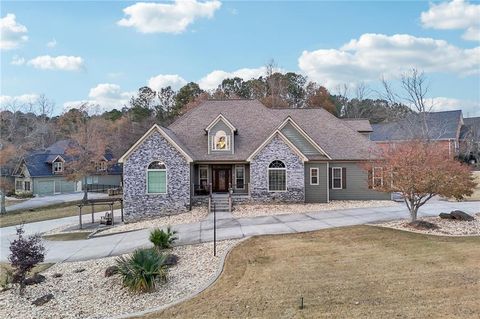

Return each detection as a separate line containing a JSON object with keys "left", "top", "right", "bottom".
{"left": 96, "top": 161, "right": 107, "bottom": 171}
{"left": 212, "top": 130, "right": 231, "bottom": 151}
{"left": 53, "top": 161, "right": 63, "bottom": 173}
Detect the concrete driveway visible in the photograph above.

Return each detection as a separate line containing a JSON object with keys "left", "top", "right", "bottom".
{"left": 6, "top": 192, "right": 109, "bottom": 212}
{"left": 1, "top": 199, "right": 478, "bottom": 263}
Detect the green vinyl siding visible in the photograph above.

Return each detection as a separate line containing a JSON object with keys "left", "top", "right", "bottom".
{"left": 148, "top": 171, "right": 167, "bottom": 193}
{"left": 281, "top": 122, "right": 324, "bottom": 157}
{"left": 328, "top": 162, "right": 391, "bottom": 200}
{"left": 304, "top": 163, "right": 328, "bottom": 203}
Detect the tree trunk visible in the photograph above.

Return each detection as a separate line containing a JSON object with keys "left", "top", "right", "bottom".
{"left": 83, "top": 176, "right": 88, "bottom": 203}
{"left": 0, "top": 190, "right": 6, "bottom": 215}
{"left": 410, "top": 205, "right": 418, "bottom": 223}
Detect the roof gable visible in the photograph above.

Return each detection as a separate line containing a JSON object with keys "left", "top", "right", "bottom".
{"left": 205, "top": 114, "right": 237, "bottom": 132}
{"left": 247, "top": 130, "right": 309, "bottom": 162}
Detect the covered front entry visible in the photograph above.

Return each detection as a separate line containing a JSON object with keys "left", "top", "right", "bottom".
{"left": 212, "top": 165, "right": 232, "bottom": 193}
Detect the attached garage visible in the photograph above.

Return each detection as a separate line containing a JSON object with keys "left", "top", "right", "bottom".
{"left": 37, "top": 180, "right": 54, "bottom": 196}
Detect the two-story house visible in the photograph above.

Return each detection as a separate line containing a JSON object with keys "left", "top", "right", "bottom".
{"left": 14, "top": 140, "right": 122, "bottom": 196}
{"left": 119, "top": 99, "right": 389, "bottom": 221}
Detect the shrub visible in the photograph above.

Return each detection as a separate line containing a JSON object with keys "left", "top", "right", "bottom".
{"left": 115, "top": 248, "right": 167, "bottom": 293}
{"left": 149, "top": 226, "right": 178, "bottom": 250}
{"left": 8, "top": 226, "right": 45, "bottom": 295}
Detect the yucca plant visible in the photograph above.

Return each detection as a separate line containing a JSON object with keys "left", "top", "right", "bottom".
{"left": 149, "top": 226, "right": 178, "bottom": 250}
{"left": 115, "top": 248, "right": 167, "bottom": 293}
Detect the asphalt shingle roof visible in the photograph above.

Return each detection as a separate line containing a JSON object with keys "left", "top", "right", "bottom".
{"left": 340, "top": 119, "right": 373, "bottom": 132}
{"left": 168, "top": 99, "right": 380, "bottom": 161}
{"left": 371, "top": 110, "right": 463, "bottom": 142}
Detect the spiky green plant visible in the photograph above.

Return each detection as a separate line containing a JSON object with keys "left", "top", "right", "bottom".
{"left": 115, "top": 248, "right": 167, "bottom": 293}
{"left": 149, "top": 226, "right": 178, "bottom": 250}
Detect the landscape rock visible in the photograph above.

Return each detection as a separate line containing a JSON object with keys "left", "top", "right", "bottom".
{"left": 439, "top": 213, "right": 454, "bottom": 219}
{"left": 450, "top": 210, "right": 474, "bottom": 221}
{"left": 52, "top": 273, "right": 63, "bottom": 278}
{"left": 163, "top": 254, "right": 179, "bottom": 267}
{"left": 25, "top": 274, "right": 46, "bottom": 286}
{"left": 73, "top": 268, "right": 85, "bottom": 273}
{"left": 104, "top": 266, "right": 118, "bottom": 277}
{"left": 32, "top": 293, "right": 54, "bottom": 306}
{"left": 408, "top": 220, "right": 438, "bottom": 230}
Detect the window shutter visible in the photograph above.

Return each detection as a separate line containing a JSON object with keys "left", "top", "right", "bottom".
{"left": 342, "top": 167, "right": 347, "bottom": 189}
{"left": 329, "top": 167, "right": 332, "bottom": 189}
{"left": 367, "top": 169, "right": 373, "bottom": 189}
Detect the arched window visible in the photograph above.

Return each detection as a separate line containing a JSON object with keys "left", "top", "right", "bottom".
{"left": 268, "top": 160, "right": 286, "bottom": 192}
{"left": 147, "top": 161, "right": 167, "bottom": 194}
{"left": 213, "top": 130, "right": 230, "bottom": 151}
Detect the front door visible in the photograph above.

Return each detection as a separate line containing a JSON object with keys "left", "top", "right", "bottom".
{"left": 213, "top": 168, "right": 231, "bottom": 192}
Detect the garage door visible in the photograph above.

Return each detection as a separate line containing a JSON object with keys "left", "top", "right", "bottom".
{"left": 60, "top": 181, "right": 75, "bottom": 193}
{"left": 37, "top": 181, "right": 54, "bottom": 196}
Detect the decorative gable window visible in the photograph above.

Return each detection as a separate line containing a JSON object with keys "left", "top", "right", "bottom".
{"left": 212, "top": 130, "right": 231, "bottom": 151}
{"left": 268, "top": 160, "right": 286, "bottom": 192}
{"left": 53, "top": 161, "right": 63, "bottom": 173}
{"left": 96, "top": 161, "right": 107, "bottom": 171}
{"left": 147, "top": 161, "right": 167, "bottom": 194}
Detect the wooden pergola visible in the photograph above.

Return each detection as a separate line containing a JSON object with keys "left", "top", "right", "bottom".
{"left": 77, "top": 198, "right": 124, "bottom": 229}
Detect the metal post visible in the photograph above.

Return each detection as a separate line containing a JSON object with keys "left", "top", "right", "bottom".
{"left": 213, "top": 202, "right": 216, "bottom": 257}
{"left": 110, "top": 203, "right": 114, "bottom": 226}
{"left": 79, "top": 205, "right": 82, "bottom": 229}
{"left": 91, "top": 203, "right": 94, "bottom": 224}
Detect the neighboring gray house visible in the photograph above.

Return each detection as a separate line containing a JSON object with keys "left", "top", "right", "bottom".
{"left": 119, "top": 100, "right": 389, "bottom": 221}
{"left": 14, "top": 140, "right": 122, "bottom": 196}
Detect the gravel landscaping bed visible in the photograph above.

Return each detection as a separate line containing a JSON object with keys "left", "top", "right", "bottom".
{"left": 376, "top": 213, "right": 480, "bottom": 236}
{"left": 232, "top": 200, "right": 399, "bottom": 218}
{"left": 0, "top": 239, "right": 238, "bottom": 319}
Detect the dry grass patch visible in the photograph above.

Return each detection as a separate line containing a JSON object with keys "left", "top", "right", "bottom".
{"left": 0, "top": 202, "right": 122, "bottom": 228}
{"left": 141, "top": 226, "right": 480, "bottom": 319}
{"left": 0, "top": 263, "right": 54, "bottom": 286}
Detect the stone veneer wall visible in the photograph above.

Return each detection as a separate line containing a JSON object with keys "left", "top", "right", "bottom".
{"left": 123, "top": 131, "right": 190, "bottom": 221}
{"left": 250, "top": 135, "right": 305, "bottom": 202}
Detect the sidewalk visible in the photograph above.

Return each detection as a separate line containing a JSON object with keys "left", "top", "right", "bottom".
{"left": 0, "top": 200, "right": 478, "bottom": 263}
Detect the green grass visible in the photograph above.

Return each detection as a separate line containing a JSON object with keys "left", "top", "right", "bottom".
{"left": 138, "top": 226, "right": 480, "bottom": 319}
{"left": 43, "top": 232, "right": 92, "bottom": 241}
{"left": 0, "top": 201, "right": 122, "bottom": 228}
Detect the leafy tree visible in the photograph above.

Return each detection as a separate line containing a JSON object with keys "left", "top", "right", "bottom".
{"left": 103, "top": 109, "right": 123, "bottom": 121}
{"left": 366, "top": 140, "right": 477, "bottom": 222}
{"left": 175, "top": 82, "right": 204, "bottom": 113}
{"left": 157, "top": 86, "right": 177, "bottom": 122}
{"left": 305, "top": 83, "right": 337, "bottom": 115}
{"left": 8, "top": 225, "right": 45, "bottom": 295}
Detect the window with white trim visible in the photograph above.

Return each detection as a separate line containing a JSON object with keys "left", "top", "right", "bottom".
{"left": 235, "top": 165, "right": 245, "bottom": 189}
{"left": 332, "top": 167, "right": 342, "bottom": 189}
{"left": 53, "top": 161, "right": 63, "bottom": 173}
{"left": 310, "top": 168, "right": 319, "bottom": 185}
{"left": 15, "top": 181, "right": 23, "bottom": 191}
{"left": 373, "top": 167, "right": 383, "bottom": 188}
{"left": 24, "top": 181, "right": 31, "bottom": 191}
{"left": 96, "top": 161, "right": 107, "bottom": 171}
{"left": 268, "top": 160, "right": 286, "bottom": 192}
{"left": 212, "top": 130, "right": 231, "bottom": 151}
{"left": 147, "top": 161, "right": 167, "bottom": 194}
{"left": 199, "top": 166, "right": 208, "bottom": 189}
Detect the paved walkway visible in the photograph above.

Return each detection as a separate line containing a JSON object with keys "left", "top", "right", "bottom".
{"left": 0, "top": 200, "right": 478, "bottom": 263}
{"left": 6, "top": 192, "right": 109, "bottom": 212}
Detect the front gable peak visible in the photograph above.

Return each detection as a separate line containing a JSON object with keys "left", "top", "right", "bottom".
{"left": 205, "top": 114, "right": 237, "bottom": 133}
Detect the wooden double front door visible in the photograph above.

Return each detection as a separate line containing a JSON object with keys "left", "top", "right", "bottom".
{"left": 212, "top": 166, "right": 231, "bottom": 193}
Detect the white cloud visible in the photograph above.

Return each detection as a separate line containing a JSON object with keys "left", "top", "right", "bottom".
{"left": 298, "top": 33, "right": 480, "bottom": 89}
{"left": 46, "top": 38, "right": 57, "bottom": 48}
{"left": 117, "top": 0, "right": 222, "bottom": 34}
{"left": 431, "top": 97, "right": 480, "bottom": 116}
{"left": 421, "top": 0, "right": 480, "bottom": 41}
{"left": 63, "top": 83, "right": 134, "bottom": 113}
{"left": 27, "top": 55, "right": 84, "bottom": 71}
{"left": 198, "top": 67, "right": 271, "bottom": 90}
{"left": 148, "top": 74, "right": 187, "bottom": 91}
{"left": 0, "top": 13, "right": 28, "bottom": 50}
{"left": 0, "top": 94, "right": 39, "bottom": 109}
{"left": 11, "top": 55, "right": 25, "bottom": 65}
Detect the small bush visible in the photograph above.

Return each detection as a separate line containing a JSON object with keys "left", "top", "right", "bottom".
{"left": 8, "top": 226, "right": 45, "bottom": 295}
{"left": 14, "top": 193, "right": 34, "bottom": 199}
{"left": 408, "top": 220, "right": 438, "bottom": 230}
{"left": 149, "top": 226, "right": 178, "bottom": 250}
{"left": 115, "top": 248, "right": 167, "bottom": 293}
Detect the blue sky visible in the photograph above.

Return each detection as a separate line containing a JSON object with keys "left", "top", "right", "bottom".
{"left": 1, "top": 0, "right": 479, "bottom": 116}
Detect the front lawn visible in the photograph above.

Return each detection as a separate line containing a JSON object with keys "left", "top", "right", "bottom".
{"left": 0, "top": 202, "right": 122, "bottom": 228}
{"left": 142, "top": 226, "right": 480, "bottom": 318}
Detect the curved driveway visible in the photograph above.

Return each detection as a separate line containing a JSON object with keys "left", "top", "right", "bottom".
{"left": 1, "top": 200, "right": 478, "bottom": 263}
